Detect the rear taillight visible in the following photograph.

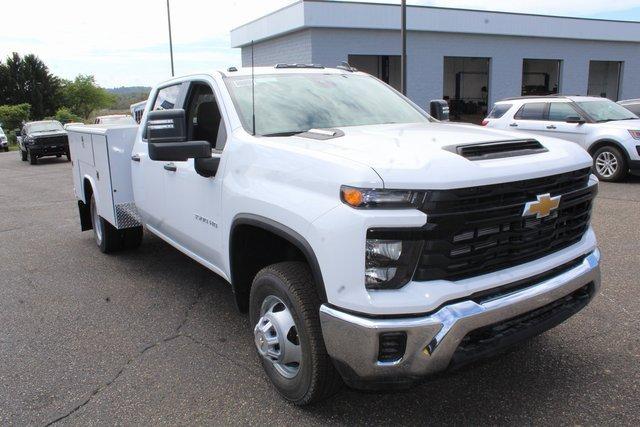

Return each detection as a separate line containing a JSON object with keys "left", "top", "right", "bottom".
{"left": 481, "top": 119, "right": 489, "bottom": 126}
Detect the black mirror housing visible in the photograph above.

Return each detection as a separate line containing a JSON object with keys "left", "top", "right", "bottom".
{"left": 146, "top": 109, "right": 187, "bottom": 143}
{"left": 148, "top": 140, "right": 211, "bottom": 161}
{"left": 430, "top": 99, "right": 450, "bottom": 121}
{"left": 565, "top": 116, "right": 585, "bottom": 124}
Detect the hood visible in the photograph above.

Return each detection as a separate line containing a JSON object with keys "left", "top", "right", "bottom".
{"left": 595, "top": 118, "right": 640, "bottom": 130}
{"left": 290, "top": 123, "right": 593, "bottom": 189}
{"left": 28, "top": 130, "right": 67, "bottom": 138}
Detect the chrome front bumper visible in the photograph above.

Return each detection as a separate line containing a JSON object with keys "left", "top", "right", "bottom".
{"left": 319, "top": 249, "right": 600, "bottom": 388}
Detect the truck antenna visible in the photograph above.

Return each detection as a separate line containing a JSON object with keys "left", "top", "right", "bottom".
{"left": 251, "top": 40, "right": 256, "bottom": 136}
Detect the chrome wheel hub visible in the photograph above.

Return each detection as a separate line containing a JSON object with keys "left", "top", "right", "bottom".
{"left": 595, "top": 151, "right": 618, "bottom": 178}
{"left": 254, "top": 295, "right": 301, "bottom": 378}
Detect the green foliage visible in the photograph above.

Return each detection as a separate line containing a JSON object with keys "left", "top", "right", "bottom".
{"left": 0, "top": 53, "right": 62, "bottom": 119}
{"left": 0, "top": 103, "right": 31, "bottom": 133}
{"left": 62, "top": 75, "right": 116, "bottom": 119}
{"left": 53, "top": 107, "right": 83, "bottom": 124}
{"left": 108, "top": 86, "right": 151, "bottom": 110}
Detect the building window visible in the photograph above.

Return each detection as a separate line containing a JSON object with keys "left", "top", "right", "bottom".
{"left": 347, "top": 55, "right": 401, "bottom": 91}
{"left": 442, "top": 57, "right": 490, "bottom": 124}
{"left": 522, "top": 59, "right": 561, "bottom": 96}
{"left": 587, "top": 61, "right": 622, "bottom": 101}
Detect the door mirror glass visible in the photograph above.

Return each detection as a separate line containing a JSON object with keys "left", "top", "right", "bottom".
{"left": 146, "top": 109, "right": 187, "bottom": 143}
{"left": 565, "top": 116, "right": 585, "bottom": 124}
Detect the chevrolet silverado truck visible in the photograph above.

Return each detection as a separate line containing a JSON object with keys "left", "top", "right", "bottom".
{"left": 67, "top": 65, "right": 601, "bottom": 405}
{"left": 19, "top": 120, "right": 70, "bottom": 164}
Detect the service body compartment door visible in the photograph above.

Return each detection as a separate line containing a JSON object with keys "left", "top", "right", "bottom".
{"left": 91, "top": 134, "right": 117, "bottom": 226}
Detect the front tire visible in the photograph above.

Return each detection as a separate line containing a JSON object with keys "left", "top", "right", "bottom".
{"left": 593, "top": 145, "right": 627, "bottom": 182}
{"left": 27, "top": 149, "right": 37, "bottom": 165}
{"left": 250, "top": 262, "right": 342, "bottom": 405}
{"left": 20, "top": 149, "right": 27, "bottom": 161}
{"left": 89, "top": 194, "right": 122, "bottom": 253}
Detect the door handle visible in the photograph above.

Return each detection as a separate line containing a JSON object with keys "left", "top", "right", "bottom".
{"left": 131, "top": 154, "right": 140, "bottom": 162}
{"left": 509, "top": 123, "right": 518, "bottom": 127}
{"left": 164, "top": 162, "right": 177, "bottom": 172}
{"left": 546, "top": 125, "right": 557, "bottom": 129}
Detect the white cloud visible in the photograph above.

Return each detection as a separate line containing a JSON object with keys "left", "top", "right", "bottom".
{"left": 0, "top": 0, "right": 637, "bottom": 87}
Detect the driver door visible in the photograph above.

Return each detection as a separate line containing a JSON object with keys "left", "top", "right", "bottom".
{"left": 162, "top": 80, "right": 227, "bottom": 269}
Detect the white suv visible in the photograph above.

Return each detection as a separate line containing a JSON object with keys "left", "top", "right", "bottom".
{"left": 484, "top": 96, "right": 640, "bottom": 181}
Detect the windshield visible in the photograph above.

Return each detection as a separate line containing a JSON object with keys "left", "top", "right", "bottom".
{"left": 224, "top": 73, "right": 430, "bottom": 136}
{"left": 0, "top": 128, "right": 5, "bottom": 136}
{"left": 26, "top": 121, "right": 63, "bottom": 133}
{"left": 576, "top": 100, "right": 638, "bottom": 122}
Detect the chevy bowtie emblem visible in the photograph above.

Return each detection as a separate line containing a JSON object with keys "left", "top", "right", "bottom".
{"left": 522, "top": 193, "right": 561, "bottom": 218}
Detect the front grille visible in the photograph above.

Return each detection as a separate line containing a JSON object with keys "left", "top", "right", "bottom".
{"left": 414, "top": 168, "right": 595, "bottom": 282}
{"left": 37, "top": 135, "right": 68, "bottom": 146}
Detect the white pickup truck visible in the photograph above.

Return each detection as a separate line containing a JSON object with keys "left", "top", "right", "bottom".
{"left": 68, "top": 65, "right": 601, "bottom": 405}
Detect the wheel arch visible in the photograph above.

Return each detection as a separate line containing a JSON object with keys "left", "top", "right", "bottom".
{"left": 229, "top": 214, "right": 327, "bottom": 312}
{"left": 78, "top": 175, "right": 96, "bottom": 231}
{"left": 588, "top": 139, "right": 630, "bottom": 163}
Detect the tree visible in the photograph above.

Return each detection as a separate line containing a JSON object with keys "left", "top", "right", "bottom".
{"left": 52, "top": 107, "right": 83, "bottom": 124}
{"left": 61, "top": 75, "right": 115, "bottom": 119}
{"left": 0, "top": 53, "right": 61, "bottom": 119}
{"left": 0, "top": 103, "right": 31, "bottom": 131}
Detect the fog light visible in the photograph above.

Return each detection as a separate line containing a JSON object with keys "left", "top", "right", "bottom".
{"left": 365, "top": 267, "right": 397, "bottom": 285}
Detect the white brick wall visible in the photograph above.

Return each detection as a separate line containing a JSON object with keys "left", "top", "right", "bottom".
{"left": 241, "top": 30, "right": 313, "bottom": 67}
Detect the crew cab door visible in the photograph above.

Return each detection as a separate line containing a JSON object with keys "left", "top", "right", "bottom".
{"left": 131, "top": 82, "right": 185, "bottom": 229}
{"left": 161, "top": 79, "right": 227, "bottom": 268}
{"left": 509, "top": 101, "right": 548, "bottom": 136}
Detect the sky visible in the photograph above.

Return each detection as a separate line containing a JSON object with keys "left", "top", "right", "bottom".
{"left": 1, "top": 0, "right": 639, "bottom": 88}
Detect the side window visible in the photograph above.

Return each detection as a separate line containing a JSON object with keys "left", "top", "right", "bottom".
{"left": 514, "top": 102, "right": 546, "bottom": 120}
{"left": 184, "top": 83, "right": 227, "bottom": 151}
{"left": 152, "top": 84, "right": 181, "bottom": 110}
{"left": 487, "top": 103, "right": 513, "bottom": 118}
{"left": 548, "top": 102, "right": 580, "bottom": 121}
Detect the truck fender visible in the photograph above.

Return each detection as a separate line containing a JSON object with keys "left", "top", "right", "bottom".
{"left": 229, "top": 214, "right": 328, "bottom": 310}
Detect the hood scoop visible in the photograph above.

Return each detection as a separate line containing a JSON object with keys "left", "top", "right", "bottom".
{"left": 452, "top": 139, "right": 547, "bottom": 161}
{"left": 298, "top": 128, "right": 345, "bottom": 140}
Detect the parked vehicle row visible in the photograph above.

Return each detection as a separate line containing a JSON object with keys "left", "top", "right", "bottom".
{"left": 67, "top": 65, "right": 600, "bottom": 405}
{"left": 483, "top": 96, "right": 640, "bottom": 182}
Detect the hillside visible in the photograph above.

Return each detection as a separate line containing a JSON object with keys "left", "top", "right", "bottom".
{"left": 107, "top": 86, "right": 151, "bottom": 110}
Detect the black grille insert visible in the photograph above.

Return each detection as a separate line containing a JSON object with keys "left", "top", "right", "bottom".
{"left": 457, "top": 139, "right": 547, "bottom": 160}
{"left": 449, "top": 283, "right": 595, "bottom": 369}
{"left": 414, "top": 168, "right": 594, "bottom": 282}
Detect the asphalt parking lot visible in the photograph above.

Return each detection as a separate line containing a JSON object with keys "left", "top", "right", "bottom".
{"left": 0, "top": 151, "right": 638, "bottom": 425}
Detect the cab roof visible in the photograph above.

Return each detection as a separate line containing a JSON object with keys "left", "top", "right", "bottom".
{"left": 218, "top": 64, "right": 358, "bottom": 78}
{"left": 497, "top": 95, "right": 605, "bottom": 104}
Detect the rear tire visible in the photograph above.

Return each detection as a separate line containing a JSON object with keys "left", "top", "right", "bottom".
{"left": 20, "top": 149, "right": 27, "bottom": 161}
{"left": 27, "top": 149, "right": 37, "bottom": 165}
{"left": 90, "top": 194, "right": 122, "bottom": 253}
{"left": 250, "top": 262, "right": 342, "bottom": 405}
{"left": 593, "top": 145, "right": 627, "bottom": 182}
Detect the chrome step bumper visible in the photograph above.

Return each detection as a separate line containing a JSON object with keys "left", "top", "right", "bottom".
{"left": 319, "top": 249, "right": 601, "bottom": 387}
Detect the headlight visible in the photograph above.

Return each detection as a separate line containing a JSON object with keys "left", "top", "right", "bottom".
{"left": 341, "top": 186, "right": 426, "bottom": 209}
{"left": 365, "top": 230, "right": 423, "bottom": 290}
{"left": 628, "top": 130, "right": 640, "bottom": 140}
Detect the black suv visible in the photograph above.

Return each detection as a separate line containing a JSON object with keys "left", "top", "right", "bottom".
{"left": 19, "top": 120, "right": 70, "bottom": 165}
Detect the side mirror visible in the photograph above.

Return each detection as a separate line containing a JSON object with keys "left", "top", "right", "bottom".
{"left": 146, "top": 109, "right": 187, "bottom": 143}
{"left": 565, "top": 116, "right": 585, "bottom": 124}
{"left": 430, "top": 99, "right": 450, "bottom": 121}
{"left": 148, "top": 140, "right": 211, "bottom": 161}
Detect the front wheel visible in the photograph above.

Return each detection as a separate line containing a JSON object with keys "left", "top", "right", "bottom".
{"left": 27, "top": 149, "right": 37, "bottom": 165}
{"left": 250, "top": 262, "right": 342, "bottom": 405}
{"left": 20, "top": 149, "right": 27, "bottom": 161}
{"left": 593, "top": 145, "right": 627, "bottom": 182}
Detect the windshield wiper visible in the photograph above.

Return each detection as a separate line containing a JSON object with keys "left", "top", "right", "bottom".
{"left": 262, "top": 131, "right": 307, "bottom": 137}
